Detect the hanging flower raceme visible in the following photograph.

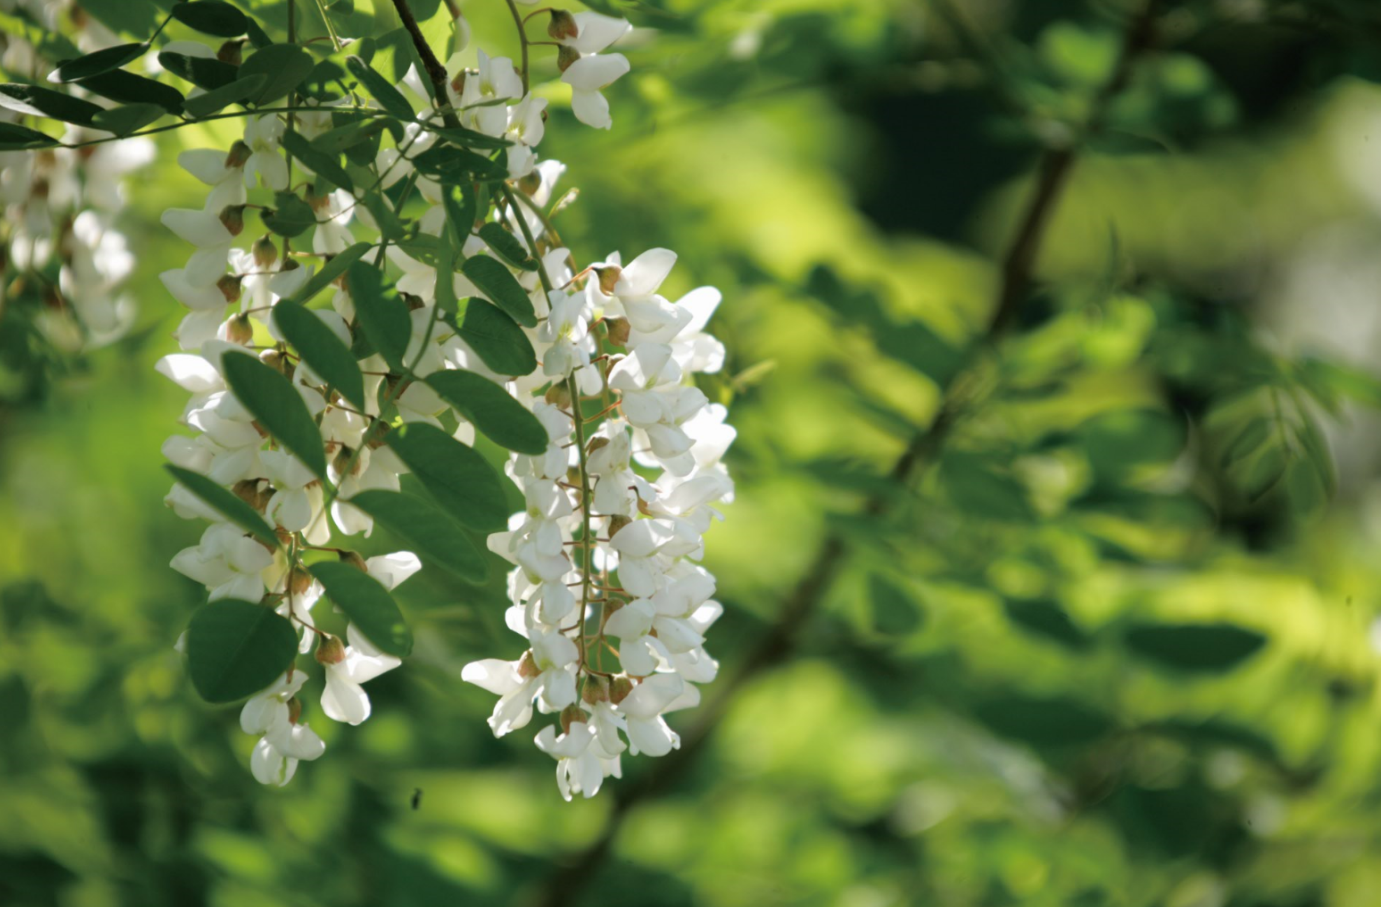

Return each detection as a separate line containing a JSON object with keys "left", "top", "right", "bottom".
{"left": 0, "top": 0, "right": 738, "bottom": 795}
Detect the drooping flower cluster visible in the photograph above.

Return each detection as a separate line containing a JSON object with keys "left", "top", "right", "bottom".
{"left": 0, "top": 0, "right": 149, "bottom": 356}
{"left": 148, "top": 4, "right": 731, "bottom": 797}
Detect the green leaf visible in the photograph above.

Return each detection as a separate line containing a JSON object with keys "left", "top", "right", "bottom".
{"left": 164, "top": 465, "right": 280, "bottom": 549}
{"left": 345, "top": 55, "right": 415, "bottom": 120}
{"left": 78, "top": 0, "right": 161, "bottom": 35}
{"left": 973, "top": 694, "right": 1114, "bottom": 747}
{"left": 348, "top": 262, "right": 410, "bottom": 373}
{"left": 433, "top": 236, "right": 458, "bottom": 315}
{"left": 240, "top": 44, "right": 315, "bottom": 105}
{"left": 272, "top": 300, "right": 366, "bottom": 410}
{"left": 181, "top": 74, "right": 266, "bottom": 117}
{"left": 0, "top": 83, "right": 102, "bottom": 126}
{"left": 433, "top": 124, "right": 514, "bottom": 151}
{"left": 281, "top": 129, "right": 354, "bottom": 192}
{"left": 91, "top": 102, "right": 165, "bottom": 135}
{"left": 1123, "top": 622, "right": 1267, "bottom": 673}
{"left": 0, "top": 122, "right": 58, "bottom": 151}
{"left": 441, "top": 180, "right": 477, "bottom": 245}
{"left": 0, "top": 11, "right": 80, "bottom": 65}
{"left": 245, "top": 18, "right": 272, "bottom": 48}
{"left": 348, "top": 489, "right": 488, "bottom": 582}
{"left": 384, "top": 422, "right": 510, "bottom": 531}
{"left": 1002, "top": 598, "right": 1090, "bottom": 650}
{"left": 461, "top": 256, "right": 536, "bottom": 327}
{"left": 360, "top": 190, "right": 406, "bottom": 240}
{"left": 220, "top": 351, "right": 328, "bottom": 480}
{"left": 477, "top": 223, "right": 537, "bottom": 271}
{"left": 171, "top": 1, "right": 249, "bottom": 37}
{"left": 157, "top": 52, "right": 240, "bottom": 91}
{"left": 311, "top": 117, "right": 389, "bottom": 154}
{"left": 75, "top": 69, "right": 184, "bottom": 114}
{"left": 49, "top": 43, "right": 146, "bottom": 83}
{"left": 425, "top": 370, "right": 548, "bottom": 455}
{"left": 308, "top": 561, "right": 412, "bottom": 657}
{"left": 261, "top": 191, "right": 316, "bottom": 238}
{"left": 449, "top": 299, "right": 537, "bottom": 376}
{"left": 868, "top": 574, "right": 923, "bottom": 635}
{"left": 286, "top": 241, "right": 373, "bottom": 304}
{"left": 410, "top": 144, "right": 508, "bottom": 181}
{"left": 185, "top": 600, "right": 298, "bottom": 704}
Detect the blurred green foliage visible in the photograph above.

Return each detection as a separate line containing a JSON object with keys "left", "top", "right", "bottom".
{"left": 7, "top": 0, "right": 1381, "bottom": 905}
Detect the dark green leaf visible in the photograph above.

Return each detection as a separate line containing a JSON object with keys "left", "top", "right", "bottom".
{"left": 385, "top": 422, "right": 509, "bottom": 531}
{"left": 286, "top": 241, "right": 373, "bottom": 304}
{"left": 164, "top": 465, "right": 280, "bottom": 549}
{"left": 1002, "top": 598, "right": 1090, "bottom": 649}
{"left": 973, "top": 694, "right": 1114, "bottom": 747}
{"left": 181, "top": 74, "right": 266, "bottom": 117}
{"left": 0, "top": 82, "right": 102, "bottom": 126}
{"left": 308, "top": 561, "right": 412, "bottom": 657}
{"left": 78, "top": 0, "right": 160, "bottom": 35}
{"left": 348, "top": 489, "right": 488, "bottom": 582}
{"left": 426, "top": 370, "right": 547, "bottom": 455}
{"left": 432, "top": 124, "right": 514, "bottom": 151}
{"left": 411, "top": 144, "right": 508, "bottom": 181}
{"left": 171, "top": 1, "right": 249, "bottom": 37}
{"left": 240, "top": 44, "right": 314, "bottom": 104}
{"left": 461, "top": 256, "right": 536, "bottom": 327}
{"left": 347, "top": 263, "right": 410, "bottom": 373}
{"left": 49, "top": 43, "right": 146, "bottom": 83}
{"left": 272, "top": 301, "right": 366, "bottom": 410}
{"left": 359, "top": 190, "right": 405, "bottom": 240}
{"left": 345, "top": 55, "right": 414, "bottom": 120}
{"left": 1123, "top": 622, "right": 1267, "bottom": 673}
{"left": 91, "top": 102, "right": 164, "bottom": 135}
{"left": 441, "top": 180, "right": 477, "bottom": 245}
{"left": 261, "top": 191, "right": 316, "bottom": 238}
{"left": 0, "top": 122, "right": 58, "bottom": 151}
{"left": 311, "top": 117, "right": 389, "bottom": 154}
{"left": 245, "top": 18, "right": 272, "bottom": 48}
{"left": 185, "top": 600, "right": 298, "bottom": 704}
{"left": 157, "top": 52, "right": 240, "bottom": 91}
{"left": 477, "top": 223, "right": 537, "bottom": 271}
{"left": 75, "top": 69, "right": 184, "bottom": 114}
{"left": 281, "top": 129, "right": 354, "bottom": 192}
{"left": 868, "top": 574, "right": 923, "bottom": 635}
{"left": 220, "top": 351, "right": 327, "bottom": 480}
{"left": 449, "top": 299, "right": 537, "bottom": 376}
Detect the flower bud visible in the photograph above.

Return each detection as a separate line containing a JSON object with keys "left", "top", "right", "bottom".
{"left": 220, "top": 204, "right": 246, "bottom": 236}
{"left": 608, "top": 514, "right": 632, "bottom": 538}
{"left": 400, "top": 292, "right": 426, "bottom": 311}
{"left": 280, "top": 257, "right": 301, "bottom": 273}
{"left": 548, "top": 9, "right": 579, "bottom": 40}
{"left": 544, "top": 382, "right": 571, "bottom": 408}
{"left": 226, "top": 313, "right": 254, "bottom": 345}
{"left": 288, "top": 565, "right": 313, "bottom": 596}
{"left": 559, "top": 703, "right": 587, "bottom": 734}
{"left": 518, "top": 170, "right": 543, "bottom": 196}
{"left": 225, "top": 140, "right": 251, "bottom": 169}
{"left": 232, "top": 478, "right": 269, "bottom": 511}
{"left": 604, "top": 316, "right": 631, "bottom": 346}
{"left": 287, "top": 696, "right": 303, "bottom": 724}
{"left": 217, "top": 39, "right": 244, "bottom": 65}
{"left": 585, "top": 435, "right": 609, "bottom": 456}
{"left": 609, "top": 675, "right": 634, "bottom": 704}
{"left": 315, "top": 635, "right": 347, "bottom": 665}
{"left": 217, "top": 273, "right": 243, "bottom": 303}
{"left": 259, "top": 349, "right": 285, "bottom": 372}
{"left": 582, "top": 674, "right": 610, "bottom": 704}
{"left": 333, "top": 445, "right": 361, "bottom": 478}
{"left": 339, "top": 550, "right": 369, "bottom": 573}
{"left": 275, "top": 527, "right": 294, "bottom": 547}
{"left": 518, "top": 650, "right": 541, "bottom": 679}
{"left": 557, "top": 44, "right": 581, "bottom": 73}
{"left": 593, "top": 265, "right": 622, "bottom": 296}
{"left": 253, "top": 234, "right": 278, "bottom": 268}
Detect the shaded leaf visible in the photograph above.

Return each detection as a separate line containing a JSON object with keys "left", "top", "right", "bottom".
{"left": 1003, "top": 598, "right": 1090, "bottom": 649}
{"left": 282, "top": 129, "right": 354, "bottom": 192}
{"left": 0, "top": 82, "right": 102, "bottom": 126}
{"left": 973, "top": 694, "right": 1114, "bottom": 746}
{"left": 309, "top": 561, "right": 412, "bottom": 657}
{"left": 157, "top": 52, "right": 239, "bottom": 91}
{"left": 477, "top": 222, "right": 537, "bottom": 271}
{"left": 462, "top": 256, "right": 536, "bottom": 327}
{"left": 261, "top": 191, "right": 316, "bottom": 238}
{"left": 347, "top": 262, "right": 410, "bottom": 373}
{"left": 90, "top": 102, "right": 164, "bottom": 135}
{"left": 164, "top": 465, "right": 280, "bottom": 549}
{"left": 271, "top": 300, "right": 366, "bottom": 410}
{"left": 347, "top": 490, "right": 488, "bottom": 582}
{"left": 240, "top": 43, "right": 314, "bottom": 105}
{"left": 220, "top": 351, "right": 327, "bottom": 480}
{"left": 181, "top": 74, "right": 266, "bottom": 117}
{"left": 448, "top": 299, "right": 537, "bottom": 376}
{"left": 384, "top": 422, "right": 510, "bottom": 531}
{"left": 171, "top": 0, "right": 249, "bottom": 37}
{"left": 0, "top": 122, "right": 58, "bottom": 151}
{"left": 425, "top": 370, "right": 548, "bottom": 455}
{"left": 48, "top": 42, "right": 146, "bottom": 83}
{"left": 75, "top": 69, "right": 184, "bottom": 114}
{"left": 185, "top": 600, "right": 297, "bottom": 704}
{"left": 1123, "top": 622, "right": 1266, "bottom": 673}
{"left": 286, "top": 241, "right": 373, "bottom": 304}
{"left": 345, "top": 54, "right": 415, "bottom": 120}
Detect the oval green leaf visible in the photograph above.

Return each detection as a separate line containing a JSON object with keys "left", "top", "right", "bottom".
{"left": 261, "top": 191, "right": 316, "bottom": 238}
{"left": 0, "top": 82, "right": 102, "bottom": 125}
{"left": 345, "top": 55, "right": 415, "bottom": 120}
{"left": 0, "top": 122, "right": 58, "bottom": 150}
{"left": 171, "top": 0, "right": 249, "bottom": 37}
{"left": 477, "top": 223, "right": 537, "bottom": 271}
{"left": 461, "top": 256, "right": 536, "bottom": 327}
{"left": 385, "top": 422, "right": 510, "bottom": 531}
{"left": 165, "top": 464, "right": 280, "bottom": 549}
{"left": 347, "top": 489, "right": 488, "bottom": 582}
{"left": 182, "top": 74, "right": 267, "bottom": 117}
{"left": 281, "top": 129, "right": 354, "bottom": 192}
{"left": 186, "top": 600, "right": 298, "bottom": 704}
{"left": 287, "top": 241, "right": 373, "bottom": 304}
{"left": 49, "top": 42, "right": 146, "bottom": 83}
{"left": 348, "top": 262, "right": 410, "bottom": 373}
{"left": 1123, "top": 622, "right": 1267, "bottom": 673}
{"left": 451, "top": 299, "right": 537, "bottom": 377}
{"left": 157, "top": 52, "right": 239, "bottom": 91}
{"left": 308, "top": 561, "right": 412, "bottom": 657}
{"left": 272, "top": 300, "right": 366, "bottom": 411}
{"left": 425, "top": 370, "right": 548, "bottom": 455}
{"left": 220, "top": 351, "right": 328, "bottom": 480}
{"left": 76, "top": 69, "right": 184, "bottom": 114}
{"left": 91, "top": 102, "right": 164, "bottom": 135}
{"left": 240, "top": 43, "right": 314, "bottom": 105}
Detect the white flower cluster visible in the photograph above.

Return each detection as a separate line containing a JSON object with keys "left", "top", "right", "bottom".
{"left": 0, "top": 0, "right": 149, "bottom": 350}
{"left": 155, "top": 6, "right": 733, "bottom": 798}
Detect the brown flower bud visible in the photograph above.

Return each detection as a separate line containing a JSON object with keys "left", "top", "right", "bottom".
{"left": 400, "top": 292, "right": 426, "bottom": 311}
{"left": 339, "top": 550, "right": 369, "bottom": 573}
{"left": 288, "top": 566, "right": 313, "bottom": 596}
{"left": 253, "top": 234, "right": 279, "bottom": 268}
{"left": 604, "top": 316, "right": 631, "bottom": 346}
{"left": 217, "top": 39, "right": 244, "bottom": 65}
{"left": 559, "top": 703, "right": 587, "bottom": 734}
{"left": 275, "top": 527, "right": 294, "bottom": 547}
{"left": 557, "top": 44, "right": 580, "bottom": 73}
{"left": 332, "top": 445, "right": 360, "bottom": 478}
{"left": 548, "top": 9, "right": 579, "bottom": 40}
{"left": 544, "top": 382, "right": 571, "bottom": 408}
{"left": 232, "top": 479, "right": 269, "bottom": 511}
{"left": 593, "top": 264, "right": 622, "bottom": 296}
{"left": 518, "top": 650, "right": 541, "bottom": 678}
{"left": 609, "top": 676, "right": 634, "bottom": 704}
{"left": 217, "top": 273, "right": 244, "bottom": 303}
{"left": 608, "top": 514, "right": 633, "bottom": 538}
{"left": 220, "top": 204, "right": 246, "bottom": 236}
{"left": 315, "top": 635, "right": 347, "bottom": 665}
{"left": 582, "top": 674, "right": 610, "bottom": 704}
{"left": 280, "top": 257, "right": 300, "bottom": 272}
{"left": 287, "top": 696, "right": 303, "bottom": 724}
{"left": 226, "top": 313, "right": 254, "bottom": 345}
{"left": 225, "top": 140, "right": 251, "bottom": 169}
{"left": 585, "top": 436, "right": 609, "bottom": 456}
{"left": 518, "top": 170, "right": 543, "bottom": 196}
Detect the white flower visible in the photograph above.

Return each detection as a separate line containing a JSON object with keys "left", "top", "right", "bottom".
{"left": 242, "top": 115, "right": 289, "bottom": 190}
{"left": 561, "top": 54, "right": 631, "bottom": 130}
{"left": 320, "top": 623, "right": 402, "bottom": 726}
{"left": 240, "top": 671, "right": 326, "bottom": 787}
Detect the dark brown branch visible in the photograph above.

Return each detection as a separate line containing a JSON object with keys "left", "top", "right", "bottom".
{"left": 390, "top": 0, "right": 461, "bottom": 130}
{"left": 529, "top": 4, "right": 1164, "bottom": 906}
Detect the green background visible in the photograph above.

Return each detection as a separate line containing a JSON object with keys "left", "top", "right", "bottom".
{"left": 6, "top": 0, "right": 1381, "bottom": 905}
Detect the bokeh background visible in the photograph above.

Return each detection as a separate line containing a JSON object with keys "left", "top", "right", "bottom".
{"left": 7, "top": 0, "right": 1381, "bottom": 905}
